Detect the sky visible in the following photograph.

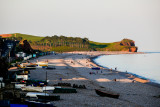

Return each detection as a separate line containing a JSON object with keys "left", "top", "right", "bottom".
{"left": 0, "top": 0, "right": 160, "bottom": 51}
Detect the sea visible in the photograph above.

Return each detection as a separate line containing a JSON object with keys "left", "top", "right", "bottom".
{"left": 94, "top": 52, "right": 160, "bottom": 84}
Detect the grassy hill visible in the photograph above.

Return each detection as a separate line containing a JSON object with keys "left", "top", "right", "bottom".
{"left": 2, "top": 33, "right": 137, "bottom": 52}
{"left": 89, "top": 41, "right": 136, "bottom": 51}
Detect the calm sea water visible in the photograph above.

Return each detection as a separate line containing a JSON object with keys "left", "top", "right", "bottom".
{"left": 94, "top": 53, "right": 160, "bottom": 84}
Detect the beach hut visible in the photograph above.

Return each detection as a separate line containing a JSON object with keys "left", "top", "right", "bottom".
{"left": 32, "top": 54, "right": 36, "bottom": 58}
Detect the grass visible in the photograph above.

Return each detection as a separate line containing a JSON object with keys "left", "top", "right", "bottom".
{"left": 11, "top": 33, "right": 44, "bottom": 41}
{"left": 89, "top": 41, "right": 133, "bottom": 51}
{"left": 89, "top": 41, "right": 112, "bottom": 48}
{"left": 52, "top": 46, "right": 91, "bottom": 52}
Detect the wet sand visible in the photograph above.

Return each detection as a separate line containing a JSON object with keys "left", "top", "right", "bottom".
{"left": 30, "top": 51, "right": 160, "bottom": 107}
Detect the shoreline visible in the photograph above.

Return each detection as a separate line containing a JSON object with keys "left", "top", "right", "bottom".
{"left": 29, "top": 51, "right": 160, "bottom": 107}
{"left": 88, "top": 52, "right": 160, "bottom": 88}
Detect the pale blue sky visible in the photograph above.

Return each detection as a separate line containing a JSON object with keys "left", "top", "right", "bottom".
{"left": 0, "top": 0, "right": 160, "bottom": 51}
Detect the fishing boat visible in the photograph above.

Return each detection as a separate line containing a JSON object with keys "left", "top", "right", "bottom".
{"left": 21, "top": 86, "right": 43, "bottom": 92}
{"left": 53, "top": 87, "right": 77, "bottom": 93}
{"left": 92, "top": 67, "right": 100, "bottom": 70}
{"left": 95, "top": 89, "right": 119, "bottom": 99}
{"left": 36, "top": 62, "right": 48, "bottom": 67}
{"left": 26, "top": 92, "right": 49, "bottom": 98}
{"left": 37, "top": 95, "right": 60, "bottom": 101}
{"left": 18, "top": 63, "right": 37, "bottom": 69}
{"left": 46, "top": 66, "right": 55, "bottom": 69}
{"left": 25, "top": 100, "right": 55, "bottom": 107}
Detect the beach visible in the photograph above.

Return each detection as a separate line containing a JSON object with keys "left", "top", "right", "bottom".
{"left": 30, "top": 51, "right": 160, "bottom": 107}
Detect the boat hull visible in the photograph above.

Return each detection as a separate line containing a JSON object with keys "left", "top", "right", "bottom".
{"left": 95, "top": 89, "right": 119, "bottom": 99}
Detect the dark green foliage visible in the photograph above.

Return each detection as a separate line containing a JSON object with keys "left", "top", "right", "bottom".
{"left": 0, "top": 57, "right": 9, "bottom": 80}
{"left": 36, "top": 35, "right": 90, "bottom": 52}
{"left": 52, "top": 46, "right": 91, "bottom": 52}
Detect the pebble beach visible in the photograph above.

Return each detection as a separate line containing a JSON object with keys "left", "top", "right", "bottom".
{"left": 30, "top": 51, "right": 160, "bottom": 107}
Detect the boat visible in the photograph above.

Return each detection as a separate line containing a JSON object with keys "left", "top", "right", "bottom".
{"left": 26, "top": 64, "right": 37, "bottom": 68}
{"left": 21, "top": 86, "right": 43, "bottom": 92}
{"left": 18, "top": 63, "right": 37, "bottom": 69}
{"left": 46, "top": 67, "right": 55, "bottom": 69}
{"left": 53, "top": 87, "right": 77, "bottom": 93}
{"left": 10, "top": 104, "right": 28, "bottom": 107}
{"left": 92, "top": 67, "right": 100, "bottom": 70}
{"left": 37, "top": 95, "right": 60, "bottom": 101}
{"left": 25, "top": 100, "right": 55, "bottom": 107}
{"left": 36, "top": 62, "right": 48, "bottom": 67}
{"left": 26, "top": 92, "right": 49, "bottom": 98}
{"left": 95, "top": 89, "right": 119, "bottom": 99}
{"left": 42, "top": 86, "right": 55, "bottom": 91}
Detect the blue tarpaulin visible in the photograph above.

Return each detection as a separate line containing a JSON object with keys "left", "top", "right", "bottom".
{"left": 10, "top": 104, "right": 28, "bottom": 107}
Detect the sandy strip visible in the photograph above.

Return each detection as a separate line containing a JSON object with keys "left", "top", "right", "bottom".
{"left": 29, "top": 51, "right": 160, "bottom": 107}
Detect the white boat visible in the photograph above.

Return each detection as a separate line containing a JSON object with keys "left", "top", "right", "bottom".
{"left": 36, "top": 62, "right": 48, "bottom": 68}
{"left": 36, "top": 62, "right": 48, "bottom": 66}
{"left": 16, "top": 74, "right": 29, "bottom": 80}
{"left": 15, "top": 84, "right": 26, "bottom": 89}
{"left": 26, "top": 92, "right": 49, "bottom": 98}
{"left": 21, "top": 86, "right": 43, "bottom": 92}
{"left": 18, "top": 63, "right": 37, "bottom": 68}
{"left": 42, "top": 86, "right": 56, "bottom": 91}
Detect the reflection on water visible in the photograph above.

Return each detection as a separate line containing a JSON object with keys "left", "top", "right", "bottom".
{"left": 94, "top": 53, "right": 160, "bottom": 84}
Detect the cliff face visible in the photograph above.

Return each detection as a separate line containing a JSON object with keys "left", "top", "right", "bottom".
{"left": 119, "top": 39, "right": 138, "bottom": 52}
{"left": 0, "top": 34, "right": 12, "bottom": 38}
{"left": 19, "top": 40, "right": 33, "bottom": 53}
{"left": 120, "top": 39, "right": 135, "bottom": 46}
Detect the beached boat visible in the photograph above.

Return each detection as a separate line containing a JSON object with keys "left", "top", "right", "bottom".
{"left": 37, "top": 95, "right": 60, "bottom": 101}
{"left": 92, "top": 67, "right": 100, "bottom": 70}
{"left": 25, "top": 100, "right": 55, "bottom": 107}
{"left": 26, "top": 92, "right": 49, "bottom": 98}
{"left": 46, "top": 67, "right": 55, "bottom": 69}
{"left": 21, "top": 86, "right": 43, "bottom": 92}
{"left": 18, "top": 63, "right": 37, "bottom": 69}
{"left": 95, "top": 89, "right": 119, "bottom": 99}
{"left": 53, "top": 87, "right": 77, "bottom": 93}
{"left": 26, "top": 64, "right": 37, "bottom": 68}
{"left": 36, "top": 62, "right": 48, "bottom": 67}
{"left": 42, "top": 86, "right": 55, "bottom": 91}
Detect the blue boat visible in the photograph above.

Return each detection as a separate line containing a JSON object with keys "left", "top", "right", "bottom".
{"left": 10, "top": 104, "right": 28, "bottom": 107}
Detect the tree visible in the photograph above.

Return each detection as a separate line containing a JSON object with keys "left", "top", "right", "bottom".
{"left": 0, "top": 57, "right": 9, "bottom": 80}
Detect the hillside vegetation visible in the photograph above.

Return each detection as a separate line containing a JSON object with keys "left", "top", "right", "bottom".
{"left": 1, "top": 33, "right": 138, "bottom": 52}
{"left": 10, "top": 33, "right": 44, "bottom": 41}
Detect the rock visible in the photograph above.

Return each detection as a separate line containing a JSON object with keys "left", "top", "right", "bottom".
{"left": 120, "top": 39, "right": 138, "bottom": 52}
{"left": 0, "top": 34, "right": 12, "bottom": 38}
{"left": 129, "top": 47, "right": 138, "bottom": 52}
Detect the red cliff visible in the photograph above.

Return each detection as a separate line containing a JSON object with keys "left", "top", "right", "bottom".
{"left": 119, "top": 39, "right": 138, "bottom": 52}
